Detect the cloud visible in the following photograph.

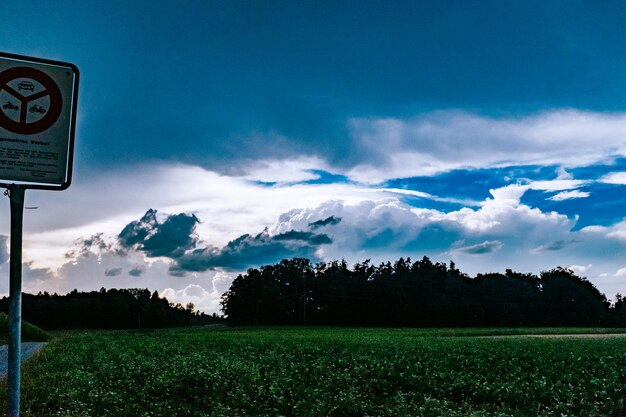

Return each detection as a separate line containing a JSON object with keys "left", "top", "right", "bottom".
{"left": 309, "top": 216, "right": 342, "bottom": 229}
{"left": 53, "top": 208, "right": 334, "bottom": 278}
{"left": 21, "top": 261, "right": 56, "bottom": 289}
{"left": 119, "top": 209, "right": 200, "bottom": 258}
{"left": 527, "top": 180, "right": 588, "bottom": 192}
{"left": 270, "top": 199, "right": 461, "bottom": 258}
{"left": 582, "top": 220, "right": 626, "bottom": 241}
{"left": 173, "top": 228, "right": 332, "bottom": 273}
{"left": 128, "top": 266, "right": 145, "bottom": 277}
{"left": 556, "top": 167, "right": 573, "bottom": 180}
{"left": 3, "top": 148, "right": 623, "bottom": 310}
{"left": 104, "top": 267, "right": 122, "bottom": 277}
{"left": 445, "top": 184, "right": 574, "bottom": 234}
{"left": 379, "top": 188, "right": 482, "bottom": 207}
{"left": 273, "top": 230, "right": 332, "bottom": 245}
{"left": 11, "top": 162, "right": 378, "bottom": 244}
{"left": 533, "top": 240, "right": 576, "bottom": 252}
{"left": 601, "top": 172, "right": 626, "bottom": 185}
{"left": 548, "top": 190, "right": 590, "bottom": 201}
{"left": 453, "top": 240, "right": 503, "bottom": 255}
{"left": 211, "top": 271, "right": 235, "bottom": 295}
{"left": 615, "top": 268, "right": 626, "bottom": 277}
{"left": 74, "top": 233, "right": 120, "bottom": 258}
{"left": 141, "top": 213, "right": 199, "bottom": 258}
{"left": 0, "top": 205, "right": 242, "bottom": 314}
{"left": 346, "top": 110, "right": 626, "bottom": 182}
{"left": 161, "top": 283, "right": 221, "bottom": 313}
{"left": 240, "top": 156, "right": 329, "bottom": 183}
{"left": 6, "top": 160, "right": 449, "bottom": 288}
{"left": 569, "top": 264, "right": 592, "bottom": 275}
{"left": 259, "top": 184, "right": 595, "bottom": 278}
{"left": 118, "top": 210, "right": 158, "bottom": 248}
{"left": 42, "top": 239, "right": 231, "bottom": 313}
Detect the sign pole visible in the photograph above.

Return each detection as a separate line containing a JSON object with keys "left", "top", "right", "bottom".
{"left": 0, "top": 51, "right": 79, "bottom": 417}
{"left": 7, "top": 184, "right": 25, "bottom": 417}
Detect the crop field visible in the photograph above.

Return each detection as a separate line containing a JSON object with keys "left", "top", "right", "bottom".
{"left": 2, "top": 327, "right": 626, "bottom": 416}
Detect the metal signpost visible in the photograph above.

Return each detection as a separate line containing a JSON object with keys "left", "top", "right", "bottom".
{"left": 0, "top": 52, "right": 79, "bottom": 417}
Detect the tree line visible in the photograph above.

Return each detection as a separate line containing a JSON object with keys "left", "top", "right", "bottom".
{"left": 0, "top": 288, "right": 223, "bottom": 330}
{"left": 221, "top": 257, "right": 626, "bottom": 327}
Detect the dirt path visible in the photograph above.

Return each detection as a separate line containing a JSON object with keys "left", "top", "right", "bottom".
{"left": 479, "top": 333, "right": 626, "bottom": 339}
{"left": 0, "top": 343, "right": 46, "bottom": 378}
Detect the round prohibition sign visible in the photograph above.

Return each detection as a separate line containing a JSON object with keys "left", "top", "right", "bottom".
{"left": 0, "top": 66, "right": 62, "bottom": 135}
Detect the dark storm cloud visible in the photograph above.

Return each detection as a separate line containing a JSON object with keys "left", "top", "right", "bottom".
{"left": 104, "top": 267, "right": 122, "bottom": 277}
{"left": 118, "top": 209, "right": 159, "bottom": 248}
{"left": 117, "top": 209, "right": 330, "bottom": 275}
{"left": 142, "top": 213, "right": 200, "bottom": 258}
{"left": 173, "top": 228, "right": 332, "bottom": 273}
{"left": 308, "top": 216, "right": 342, "bottom": 229}
{"left": 167, "top": 266, "right": 188, "bottom": 278}
{"left": 273, "top": 230, "right": 332, "bottom": 245}
{"left": 12, "top": 1, "right": 626, "bottom": 173}
{"left": 128, "top": 266, "right": 145, "bottom": 277}
{"left": 118, "top": 209, "right": 200, "bottom": 259}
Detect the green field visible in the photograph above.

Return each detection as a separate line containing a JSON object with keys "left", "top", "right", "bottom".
{"left": 2, "top": 327, "right": 626, "bottom": 416}
{"left": 0, "top": 313, "right": 50, "bottom": 345}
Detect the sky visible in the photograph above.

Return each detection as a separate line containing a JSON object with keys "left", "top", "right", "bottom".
{"left": 1, "top": 1, "right": 626, "bottom": 313}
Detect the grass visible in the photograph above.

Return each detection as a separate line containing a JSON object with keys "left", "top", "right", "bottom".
{"left": 1, "top": 327, "right": 626, "bottom": 416}
{"left": 0, "top": 313, "right": 50, "bottom": 345}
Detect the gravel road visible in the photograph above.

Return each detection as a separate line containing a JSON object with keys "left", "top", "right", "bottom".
{"left": 479, "top": 333, "right": 626, "bottom": 339}
{"left": 0, "top": 343, "right": 46, "bottom": 378}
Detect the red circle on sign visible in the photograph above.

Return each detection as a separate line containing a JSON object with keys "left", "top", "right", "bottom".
{"left": 0, "top": 66, "right": 62, "bottom": 135}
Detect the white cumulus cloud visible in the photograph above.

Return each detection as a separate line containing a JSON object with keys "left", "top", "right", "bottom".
{"left": 346, "top": 110, "right": 626, "bottom": 183}
{"left": 548, "top": 190, "right": 590, "bottom": 201}
{"left": 601, "top": 172, "right": 626, "bottom": 185}
{"left": 615, "top": 268, "right": 626, "bottom": 277}
{"left": 569, "top": 264, "right": 592, "bottom": 274}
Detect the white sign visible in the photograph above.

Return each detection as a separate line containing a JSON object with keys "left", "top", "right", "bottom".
{"left": 0, "top": 53, "right": 78, "bottom": 189}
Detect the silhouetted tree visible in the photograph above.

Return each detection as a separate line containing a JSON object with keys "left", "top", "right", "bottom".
{"left": 539, "top": 267, "right": 608, "bottom": 326}
{"left": 221, "top": 257, "right": 619, "bottom": 327}
{"left": 0, "top": 288, "right": 223, "bottom": 330}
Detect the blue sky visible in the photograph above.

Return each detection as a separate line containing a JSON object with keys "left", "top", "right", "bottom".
{"left": 1, "top": 1, "right": 626, "bottom": 312}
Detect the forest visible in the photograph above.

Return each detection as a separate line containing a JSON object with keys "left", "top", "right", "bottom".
{"left": 221, "top": 257, "right": 626, "bottom": 327}
{"left": 0, "top": 288, "right": 222, "bottom": 330}
{"left": 5, "top": 256, "right": 626, "bottom": 330}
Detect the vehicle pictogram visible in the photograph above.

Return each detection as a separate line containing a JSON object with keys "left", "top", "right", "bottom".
{"left": 0, "top": 67, "right": 62, "bottom": 135}
{"left": 17, "top": 81, "right": 34, "bottom": 92}
{"left": 2, "top": 101, "right": 18, "bottom": 111}
{"left": 28, "top": 104, "right": 46, "bottom": 114}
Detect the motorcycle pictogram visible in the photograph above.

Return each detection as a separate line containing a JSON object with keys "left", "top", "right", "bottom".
{"left": 29, "top": 104, "right": 46, "bottom": 114}
{"left": 2, "top": 101, "right": 18, "bottom": 111}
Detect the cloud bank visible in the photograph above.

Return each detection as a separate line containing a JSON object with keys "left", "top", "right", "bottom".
{"left": 344, "top": 110, "right": 626, "bottom": 183}
{"left": 114, "top": 209, "right": 333, "bottom": 275}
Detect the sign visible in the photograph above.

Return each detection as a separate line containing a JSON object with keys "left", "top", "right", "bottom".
{"left": 0, "top": 52, "right": 79, "bottom": 190}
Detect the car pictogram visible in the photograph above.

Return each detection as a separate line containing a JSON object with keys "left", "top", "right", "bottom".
{"left": 17, "top": 80, "right": 35, "bottom": 92}
{"left": 2, "top": 101, "right": 18, "bottom": 111}
{"left": 29, "top": 104, "right": 46, "bottom": 114}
